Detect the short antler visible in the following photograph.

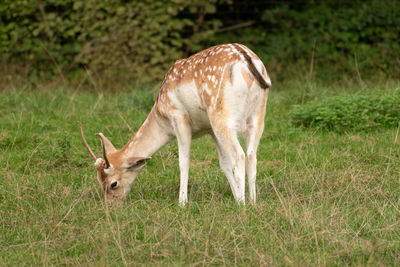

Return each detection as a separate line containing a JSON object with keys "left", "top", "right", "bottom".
{"left": 78, "top": 121, "right": 98, "bottom": 160}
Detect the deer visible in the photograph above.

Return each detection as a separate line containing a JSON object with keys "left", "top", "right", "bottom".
{"left": 80, "top": 43, "right": 271, "bottom": 206}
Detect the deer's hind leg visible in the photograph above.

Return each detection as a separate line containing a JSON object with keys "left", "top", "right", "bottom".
{"left": 210, "top": 116, "right": 246, "bottom": 204}
{"left": 245, "top": 90, "right": 268, "bottom": 203}
{"left": 212, "top": 134, "right": 240, "bottom": 200}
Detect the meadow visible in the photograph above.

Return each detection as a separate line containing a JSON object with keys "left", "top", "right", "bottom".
{"left": 1, "top": 78, "right": 400, "bottom": 265}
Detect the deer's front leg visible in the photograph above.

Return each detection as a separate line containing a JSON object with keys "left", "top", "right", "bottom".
{"left": 171, "top": 114, "right": 192, "bottom": 206}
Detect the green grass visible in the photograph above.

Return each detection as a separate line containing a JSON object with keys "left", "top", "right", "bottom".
{"left": 1, "top": 81, "right": 400, "bottom": 265}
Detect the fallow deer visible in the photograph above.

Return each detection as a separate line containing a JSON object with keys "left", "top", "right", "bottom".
{"left": 80, "top": 43, "right": 271, "bottom": 205}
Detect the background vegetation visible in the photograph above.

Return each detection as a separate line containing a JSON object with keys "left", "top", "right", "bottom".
{"left": 1, "top": 0, "right": 400, "bottom": 265}
{"left": 1, "top": 0, "right": 399, "bottom": 85}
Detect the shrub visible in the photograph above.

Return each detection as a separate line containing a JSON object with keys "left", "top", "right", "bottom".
{"left": 1, "top": 0, "right": 399, "bottom": 84}
{"left": 0, "top": 0, "right": 224, "bottom": 83}
{"left": 207, "top": 0, "right": 400, "bottom": 82}
{"left": 291, "top": 89, "right": 400, "bottom": 132}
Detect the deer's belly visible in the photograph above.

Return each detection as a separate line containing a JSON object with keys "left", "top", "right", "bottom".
{"left": 173, "top": 82, "right": 212, "bottom": 134}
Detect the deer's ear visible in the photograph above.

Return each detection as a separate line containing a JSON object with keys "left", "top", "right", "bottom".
{"left": 96, "top": 133, "right": 117, "bottom": 168}
{"left": 123, "top": 157, "right": 151, "bottom": 171}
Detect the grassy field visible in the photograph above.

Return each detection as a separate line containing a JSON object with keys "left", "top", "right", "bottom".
{"left": 1, "top": 80, "right": 400, "bottom": 265}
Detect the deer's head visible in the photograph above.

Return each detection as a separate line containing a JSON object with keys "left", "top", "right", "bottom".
{"left": 79, "top": 122, "right": 149, "bottom": 203}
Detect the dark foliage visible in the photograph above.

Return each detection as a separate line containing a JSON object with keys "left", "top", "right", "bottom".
{"left": 1, "top": 0, "right": 399, "bottom": 83}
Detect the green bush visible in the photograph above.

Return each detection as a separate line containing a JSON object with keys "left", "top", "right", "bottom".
{"left": 207, "top": 0, "right": 400, "bottom": 82}
{"left": 0, "top": 0, "right": 224, "bottom": 83}
{"left": 292, "top": 89, "right": 400, "bottom": 132}
{"left": 1, "top": 0, "right": 399, "bottom": 84}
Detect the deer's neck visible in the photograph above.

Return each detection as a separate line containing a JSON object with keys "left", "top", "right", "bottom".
{"left": 121, "top": 107, "right": 172, "bottom": 158}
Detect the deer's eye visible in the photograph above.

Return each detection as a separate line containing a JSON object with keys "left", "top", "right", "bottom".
{"left": 110, "top": 181, "right": 118, "bottom": 190}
